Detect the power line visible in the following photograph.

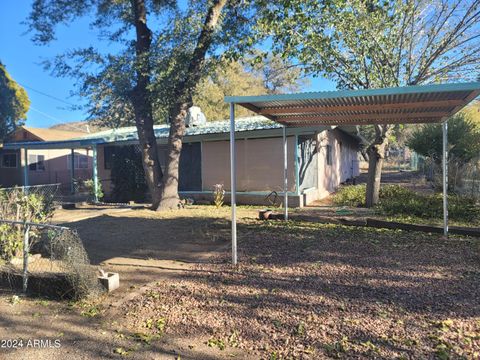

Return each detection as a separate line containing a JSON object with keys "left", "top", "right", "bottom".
{"left": 18, "top": 82, "right": 89, "bottom": 133}
{"left": 17, "top": 82, "right": 77, "bottom": 107}
{"left": 29, "top": 106, "right": 64, "bottom": 123}
{"left": 28, "top": 106, "right": 87, "bottom": 133}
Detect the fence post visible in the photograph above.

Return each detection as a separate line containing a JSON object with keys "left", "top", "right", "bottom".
{"left": 22, "top": 224, "right": 30, "bottom": 293}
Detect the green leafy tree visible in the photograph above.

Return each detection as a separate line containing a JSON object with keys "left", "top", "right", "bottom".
{"left": 193, "top": 61, "right": 267, "bottom": 121}
{"left": 408, "top": 112, "right": 480, "bottom": 164}
{"left": 407, "top": 109, "right": 480, "bottom": 189}
{"left": 193, "top": 56, "right": 307, "bottom": 121}
{"left": 0, "top": 62, "right": 30, "bottom": 139}
{"left": 255, "top": 0, "right": 480, "bottom": 206}
{"left": 27, "top": 0, "right": 256, "bottom": 210}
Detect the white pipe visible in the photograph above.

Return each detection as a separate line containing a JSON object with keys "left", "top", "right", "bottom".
{"left": 230, "top": 103, "right": 237, "bottom": 265}
{"left": 283, "top": 125, "right": 288, "bottom": 220}
{"left": 442, "top": 121, "right": 448, "bottom": 236}
{"left": 93, "top": 145, "right": 98, "bottom": 203}
{"left": 0, "top": 219, "right": 69, "bottom": 230}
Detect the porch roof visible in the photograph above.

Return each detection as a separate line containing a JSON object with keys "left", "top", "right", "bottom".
{"left": 225, "top": 82, "right": 480, "bottom": 127}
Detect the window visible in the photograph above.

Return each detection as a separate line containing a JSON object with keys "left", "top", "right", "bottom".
{"left": 29, "top": 154, "right": 45, "bottom": 171}
{"left": 67, "top": 154, "right": 89, "bottom": 169}
{"left": 326, "top": 144, "right": 332, "bottom": 166}
{"left": 2, "top": 153, "right": 17, "bottom": 168}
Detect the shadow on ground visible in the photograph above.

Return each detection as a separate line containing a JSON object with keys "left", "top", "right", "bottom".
{"left": 65, "top": 212, "right": 230, "bottom": 265}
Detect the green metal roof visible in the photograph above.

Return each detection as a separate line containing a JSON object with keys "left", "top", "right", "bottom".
{"left": 226, "top": 82, "right": 480, "bottom": 127}
{"left": 3, "top": 116, "right": 341, "bottom": 150}
{"left": 78, "top": 116, "right": 281, "bottom": 143}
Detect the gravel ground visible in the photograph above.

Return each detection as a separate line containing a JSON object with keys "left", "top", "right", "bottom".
{"left": 118, "top": 219, "right": 480, "bottom": 359}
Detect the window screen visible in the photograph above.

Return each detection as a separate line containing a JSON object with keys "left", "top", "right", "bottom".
{"left": 2, "top": 153, "right": 17, "bottom": 168}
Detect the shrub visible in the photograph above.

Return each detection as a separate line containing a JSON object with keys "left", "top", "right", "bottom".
{"left": 332, "top": 184, "right": 480, "bottom": 222}
{"left": 332, "top": 184, "right": 366, "bottom": 207}
{"left": 213, "top": 184, "right": 225, "bottom": 208}
{"left": 84, "top": 179, "right": 104, "bottom": 202}
{"left": 0, "top": 189, "right": 55, "bottom": 261}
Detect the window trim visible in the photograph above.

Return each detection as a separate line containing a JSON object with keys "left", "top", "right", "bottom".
{"left": 29, "top": 154, "right": 46, "bottom": 172}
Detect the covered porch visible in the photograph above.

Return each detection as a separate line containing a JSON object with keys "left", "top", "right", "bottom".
{"left": 2, "top": 138, "right": 102, "bottom": 202}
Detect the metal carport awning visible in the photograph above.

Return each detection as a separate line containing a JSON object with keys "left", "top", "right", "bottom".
{"left": 225, "top": 82, "right": 480, "bottom": 265}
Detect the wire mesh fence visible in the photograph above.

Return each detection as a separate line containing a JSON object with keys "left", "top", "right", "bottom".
{"left": 0, "top": 181, "right": 95, "bottom": 205}
{"left": 418, "top": 156, "right": 480, "bottom": 200}
{"left": 454, "top": 158, "right": 480, "bottom": 200}
{"left": 0, "top": 185, "right": 101, "bottom": 298}
{"left": 0, "top": 220, "right": 101, "bottom": 299}
{"left": 1, "top": 183, "right": 61, "bottom": 205}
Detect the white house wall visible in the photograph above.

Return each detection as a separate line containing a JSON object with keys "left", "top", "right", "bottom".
{"left": 316, "top": 129, "right": 360, "bottom": 200}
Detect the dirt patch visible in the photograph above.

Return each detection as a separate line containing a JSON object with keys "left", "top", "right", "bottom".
{"left": 116, "top": 219, "right": 480, "bottom": 359}
{"left": 2, "top": 206, "right": 479, "bottom": 359}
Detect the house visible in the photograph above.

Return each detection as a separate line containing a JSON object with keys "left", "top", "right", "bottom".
{"left": 0, "top": 126, "right": 93, "bottom": 191}
{"left": 2, "top": 117, "right": 361, "bottom": 206}
{"left": 80, "top": 116, "right": 362, "bottom": 206}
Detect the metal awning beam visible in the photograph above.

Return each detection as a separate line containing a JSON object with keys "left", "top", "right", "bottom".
{"left": 259, "top": 99, "right": 464, "bottom": 115}
{"left": 277, "top": 112, "right": 449, "bottom": 123}
{"left": 280, "top": 118, "right": 444, "bottom": 126}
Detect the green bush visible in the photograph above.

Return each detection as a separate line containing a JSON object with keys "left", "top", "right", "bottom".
{"left": 0, "top": 189, "right": 55, "bottom": 261}
{"left": 84, "top": 179, "right": 104, "bottom": 202}
{"left": 332, "top": 184, "right": 480, "bottom": 222}
{"left": 332, "top": 184, "right": 366, "bottom": 207}
{"left": 0, "top": 224, "right": 22, "bottom": 260}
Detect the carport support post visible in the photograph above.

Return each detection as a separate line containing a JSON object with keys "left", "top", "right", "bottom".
{"left": 70, "top": 149, "right": 75, "bottom": 195}
{"left": 92, "top": 145, "right": 98, "bottom": 203}
{"left": 442, "top": 121, "right": 449, "bottom": 236}
{"left": 230, "top": 102, "right": 237, "bottom": 265}
{"left": 283, "top": 125, "right": 288, "bottom": 220}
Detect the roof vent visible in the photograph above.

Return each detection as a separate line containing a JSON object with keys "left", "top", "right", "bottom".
{"left": 185, "top": 106, "right": 207, "bottom": 127}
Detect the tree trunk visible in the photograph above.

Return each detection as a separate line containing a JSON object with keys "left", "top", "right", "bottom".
{"left": 155, "top": 0, "right": 227, "bottom": 210}
{"left": 155, "top": 102, "right": 189, "bottom": 210}
{"left": 365, "top": 125, "right": 389, "bottom": 207}
{"left": 131, "top": 0, "right": 163, "bottom": 207}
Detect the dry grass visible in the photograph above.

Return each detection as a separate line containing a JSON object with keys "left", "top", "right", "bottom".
{"left": 113, "top": 211, "right": 480, "bottom": 359}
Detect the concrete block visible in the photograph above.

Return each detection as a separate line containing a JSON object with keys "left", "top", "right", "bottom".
{"left": 98, "top": 272, "right": 120, "bottom": 292}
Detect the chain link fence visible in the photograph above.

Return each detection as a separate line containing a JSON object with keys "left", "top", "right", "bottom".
{"left": 0, "top": 220, "right": 102, "bottom": 299}
{"left": 455, "top": 158, "right": 480, "bottom": 200}
{"left": 1, "top": 183, "right": 61, "bottom": 203}
{"left": 1, "top": 182, "right": 94, "bottom": 205}
{"left": 419, "top": 156, "right": 480, "bottom": 200}
{"left": 0, "top": 186, "right": 101, "bottom": 299}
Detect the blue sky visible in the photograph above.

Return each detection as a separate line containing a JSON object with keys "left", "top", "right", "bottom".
{"left": 1, "top": 1, "right": 336, "bottom": 129}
